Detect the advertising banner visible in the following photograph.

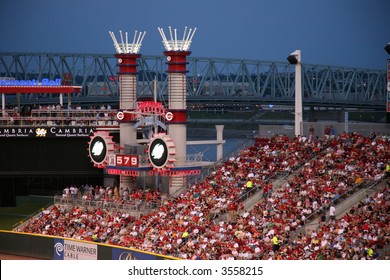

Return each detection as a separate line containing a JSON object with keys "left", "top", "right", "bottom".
{"left": 112, "top": 248, "right": 171, "bottom": 260}
{"left": 0, "top": 126, "right": 95, "bottom": 138}
{"left": 54, "top": 239, "right": 98, "bottom": 260}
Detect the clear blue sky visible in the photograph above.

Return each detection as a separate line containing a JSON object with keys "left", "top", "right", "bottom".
{"left": 1, "top": 0, "right": 389, "bottom": 70}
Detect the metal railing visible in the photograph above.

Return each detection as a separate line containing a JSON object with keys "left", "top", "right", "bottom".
{"left": 227, "top": 138, "right": 331, "bottom": 212}
{"left": 183, "top": 137, "right": 255, "bottom": 190}
{"left": 295, "top": 179, "right": 381, "bottom": 235}
{"left": 12, "top": 201, "right": 55, "bottom": 230}
{"left": 53, "top": 195, "right": 159, "bottom": 215}
{"left": 1, "top": 109, "right": 119, "bottom": 127}
{"left": 186, "top": 152, "right": 204, "bottom": 162}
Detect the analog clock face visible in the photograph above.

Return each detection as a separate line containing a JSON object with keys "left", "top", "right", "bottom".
{"left": 149, "top": 138, "right": 168, "bottom": 168}
{"left": 90, "top": 136, "right": 107, "bottom": 164}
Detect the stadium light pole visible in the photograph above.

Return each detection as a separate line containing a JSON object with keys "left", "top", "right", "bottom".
{"left": 385, "top": 42, "right": 390, "bottom": 55}
{"left": 287, "top": 50, "right": 303, "bottom": 137}
{"left": 385, "top": 42, "right": 390, "bottom": 122}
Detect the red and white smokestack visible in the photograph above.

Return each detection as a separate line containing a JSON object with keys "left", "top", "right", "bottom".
{"left": 109, "top": 30, "right": 146, "bottom": 189}
{"left": 115, "top": 52, "right": 140, "bottom": 146}
{"left": 116, "top": 53, "right": 140, "bottom": 111}
{"left": 164, "top": 50, "right": 190, "bottom": 164}
{"left": 158, "top": 26, "right": 196, "bottom": 166}
{"left": 158, "top": 26, "right": 196, "bottom": 193}
{"left": 109, "top": 30, "right": 146, "bottom": 145}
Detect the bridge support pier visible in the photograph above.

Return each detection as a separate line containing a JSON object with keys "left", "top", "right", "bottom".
{"left": 308, "top": 106, "right": 316, "bottom": 122}
{"left": 216, "top": 125, "right": 224, "bottom": 162}
{"left": 338, "top": 109, "right": 346, "bottom": 123}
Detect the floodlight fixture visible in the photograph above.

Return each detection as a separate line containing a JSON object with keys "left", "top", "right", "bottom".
{"left": 385, "top": 42, "right": 390, "bottom": 55}
{"left": 158, "top": 26, "right": 197, "bottom": 51}
{"left": 109, "top": 30, "right": 146, "bottom": 54}
{"left": 287, "top": 50, "right": 301, "bottom": 65}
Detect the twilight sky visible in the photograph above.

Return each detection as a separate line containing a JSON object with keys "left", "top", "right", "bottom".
{"left": 0, "top": 0, "right": 389, "bottom": 70}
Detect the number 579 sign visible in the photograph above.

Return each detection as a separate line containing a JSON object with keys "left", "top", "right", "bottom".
{"left": 115, "top": 154, "right": 139, "bottom": 167}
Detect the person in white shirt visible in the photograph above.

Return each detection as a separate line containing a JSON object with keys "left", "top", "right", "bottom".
{"left": 329, "top": 204, "right": 336, "bottom": 221}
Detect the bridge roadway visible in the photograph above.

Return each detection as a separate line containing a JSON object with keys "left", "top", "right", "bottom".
{"left": 0, "top": 107, "right": 386, "bottom": 132}
{"left": 2, "top": 95, "right": 385, "bottom": 112}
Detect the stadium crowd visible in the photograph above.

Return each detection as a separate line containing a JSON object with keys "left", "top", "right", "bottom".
{"left": 286, "top": 187, "right": 389, "bottom": 260}
{"left": 60, "top": 184, "right": 163, "bottom": 211}
{"left": 17, "top": 132, "right": 390, "bottom": 260}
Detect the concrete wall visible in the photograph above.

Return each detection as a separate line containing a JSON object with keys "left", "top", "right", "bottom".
{"left": 259, "top": 122, "right": 390, "bottom": 138}
{"left": 0, "top": 230, "right": 177, "bottom": 260}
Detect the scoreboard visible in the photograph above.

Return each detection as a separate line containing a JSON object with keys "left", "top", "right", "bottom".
{"left": 115, "top": 154, "right": 139, "bottom": 167}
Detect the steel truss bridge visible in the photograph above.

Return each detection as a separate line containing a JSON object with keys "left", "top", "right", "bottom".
{"left": 0, "top": 52, "right": 387, "bottom": 110}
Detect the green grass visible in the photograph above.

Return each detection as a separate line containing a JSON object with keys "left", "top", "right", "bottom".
{"left": 0, "top": 214, "right": 25, "bottom": 230}
{"left": 0, "top": 196, "right": 53, "bottom": 230}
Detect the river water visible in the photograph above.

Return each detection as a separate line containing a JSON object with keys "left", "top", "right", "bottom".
{"left": 187, "top": 137, "right": 250, "bottom": 162}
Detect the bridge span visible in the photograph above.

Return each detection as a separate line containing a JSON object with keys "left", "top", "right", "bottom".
{"left": 0, "top": 52, "right": 387, "bottom": 111}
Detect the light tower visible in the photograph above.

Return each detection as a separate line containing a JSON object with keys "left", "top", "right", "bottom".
{"left": 287, "top": 50, "right": 303, "bottom": 137}
{"left": 385, "top": 42, "right": 390, "bottom": 120}
{"left": 109, "top": 30, "right": 146, "bottom": 190}
{"left": 158, "top": 26, "right": 196, "bottom": 192}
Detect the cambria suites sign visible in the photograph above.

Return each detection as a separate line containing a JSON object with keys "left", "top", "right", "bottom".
{"left": 0, "top": 127, "right": 95, "bottom": 138}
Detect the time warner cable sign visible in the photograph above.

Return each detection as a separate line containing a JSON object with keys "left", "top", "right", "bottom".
{"left": 54, "top": 239, "right": 97, "bottom": 260}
